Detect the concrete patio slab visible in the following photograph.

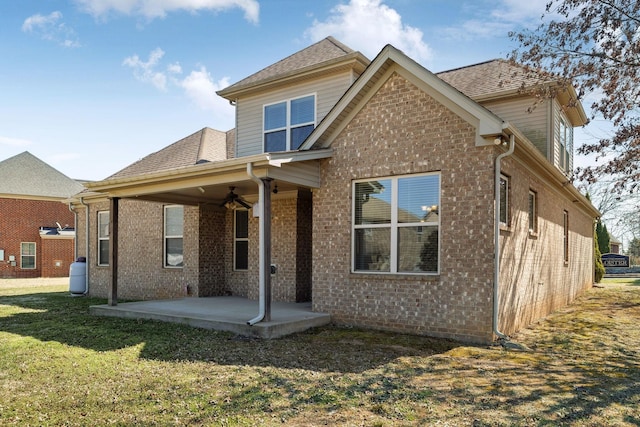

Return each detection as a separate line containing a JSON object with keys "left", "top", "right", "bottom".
{"left": 90, "top": 296, "right": 331, "bottom": 339}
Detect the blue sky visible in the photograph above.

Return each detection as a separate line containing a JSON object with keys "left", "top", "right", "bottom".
{"left": 1, "top": 0, "right": 601, "bottom": 181}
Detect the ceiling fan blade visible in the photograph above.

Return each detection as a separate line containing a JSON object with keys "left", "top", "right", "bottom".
{"left": 237, "top": 198, "right": 252, "bottom": 209}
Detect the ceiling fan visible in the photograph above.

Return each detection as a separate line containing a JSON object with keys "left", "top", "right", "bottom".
{"left": 220, "top": 186, "right": 252, "bottom": 209}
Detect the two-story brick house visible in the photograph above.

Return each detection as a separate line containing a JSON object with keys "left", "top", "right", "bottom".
{"left": 70, "top": 37, "right": 598, "bottom": 343}
{"left": 0, "top": 151, "right": 85, "bottom": 278}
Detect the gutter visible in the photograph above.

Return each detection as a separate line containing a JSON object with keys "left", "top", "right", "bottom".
{"left": 246, "top": 163, "right": 271, "bottom": 325}
{"left": 493, "top": 133, "right": 515, "bottom": 340}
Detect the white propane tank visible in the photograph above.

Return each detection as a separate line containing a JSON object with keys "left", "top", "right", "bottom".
{"left": 69, "top": 257, "right": 86, "bottom": 295}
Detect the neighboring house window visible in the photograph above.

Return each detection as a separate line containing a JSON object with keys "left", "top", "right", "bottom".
{"left": 164, "top": 205, "right": 184, "bottom": 268}
{"left": 353, "top": 172, "right": 440, "bottom": 274}
{"left": 528, "top": 190, "right": 538, "bottom": 233}
{"left": 563, "top": 210, "right": 569, "bottom": 263}
{"left": 499, "top": 174, "right": 510, "bottom": 226}
{"left": 263, "top": 94, "right": 315, "bottom": 152}
{"left": 97, "top": 211, "right": 109, "bottom": 266}
{"left": 234, "top": 210, "right": 249, "bottom": 271}
{"left": 20, "top": 242, "right": 36, "bottom": 269}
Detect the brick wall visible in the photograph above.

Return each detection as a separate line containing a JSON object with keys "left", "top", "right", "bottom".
{"left": 498, "top": 156, "right": 594, "bottom": 335}
{"left": 312, "top": 72, "right": 496, "bottom": 342}
{"left": 0, "top": 198, "right": 75, "bottom": 278}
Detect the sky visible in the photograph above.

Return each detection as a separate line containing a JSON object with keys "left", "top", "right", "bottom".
{"left": 0, "top": 0, "right": 607, "bottom": 182}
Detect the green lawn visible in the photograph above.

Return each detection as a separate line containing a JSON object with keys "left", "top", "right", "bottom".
{"left": 1, "top": 279, "right": 639, "bottom": 426}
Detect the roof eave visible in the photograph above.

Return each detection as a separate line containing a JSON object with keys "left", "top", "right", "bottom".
{"left": 217, "top": 52, "right": 370, "bottom": 100}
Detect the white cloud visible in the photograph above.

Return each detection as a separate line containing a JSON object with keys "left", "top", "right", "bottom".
{"left": 73, "top": 0, "right": 259, "bottom": 23}
{"left": 22, "top": 11, "right": 81, "bottom": 47}
{"left": 0, "top": 136, "right": 32, "bottom": 147}
{"left": 305, "top": 0, "right": 431, "bottom": 63}
{"left": 123, "top": 49, "right": 233, "bottom": 127}
{"left": 123, "top": 47, "right": 169, "bottom": 90}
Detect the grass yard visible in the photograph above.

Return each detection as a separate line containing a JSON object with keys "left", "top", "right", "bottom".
{"left": 0, "top": 277, "right": 639, "bottom": 426}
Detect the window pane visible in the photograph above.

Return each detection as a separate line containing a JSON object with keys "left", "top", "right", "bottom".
{"left": 354, "top": 228, "right": 390, "bottom": 271}
{"left": 528, "top": 192, "right": 536, "bottom": 231}
{"left": 290, "top": 95, "right": 314, "bottom": 125}
{"left": 499, "top": 176, "right": 508, "bottom": 224}
{"left": 166, "top": 238, "right": 183, "bottom": 267}
{"left": 398, "top": 175, "right": 439, "bottom": 223}
{"left": 398, "top": 226, "right": 438, "bottom": 273}
{"left": 21, "top": 243, "right": 35, "bottom": 255}
{"left": 165, "top": 206, "right": 183, "bottom": 236}
{"left": 290, "top": 124, "right": 314, "bottom": 149}
{"left": 264, "top": 102, "right": 286, "bottom": 130}
{"left": 235, "top": 241, "right": 248, "bottom": 270}
{"left": 265, "top": 130, "right": 286, "bottom": 152}
{"left": 99, "top": 240, "right": 109, "bottom": 265}
{"left": 22, "top": 256, "right": 35, "bottom": 269}
{"left": 236, "top": 210, "right": 248, "bottom": 238}
{"left": 98, "top": 212, "right": 109, "bottom": 238}
{"left": 355, "top": 180, "right": 391, "bottom": 225}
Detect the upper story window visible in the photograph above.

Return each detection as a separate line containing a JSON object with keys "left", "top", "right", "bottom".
{"left": 97, "top": 211, "right": 109, "bottom": 266}
{"left": 557, "top": 114, "right": 573, "bottom": 174}
{"left": 164, "top": 205, "right": 184, "bottom": 268}
{"left": 264, "top": 94, "right": 315, "bottom": 152}
{"left": 353, "top": 172, "right": 440, "bottom": 274}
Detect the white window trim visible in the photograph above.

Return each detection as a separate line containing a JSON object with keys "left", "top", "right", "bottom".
{"left": 499, "top": 174, "right": 510, "bottom": 227}
{"left": 234, "top": 209, "right": 249, "bottom": 271}
{"left": 263, "top": 93, "right": 316, "bottom": 152}
{"left": 351, "top": 172, "right": 440, "bottom": 275}
{"left": 528, "top": 189, "right": 538, "bottom": 234}
{"left": 20, "top": 242, "right": 36, "bottom": 270}
{"left": 164, "top": 205, "right": 184, "bottom": 269}
{"left": 97, "top": 211, "right": 109, "bottom": 266}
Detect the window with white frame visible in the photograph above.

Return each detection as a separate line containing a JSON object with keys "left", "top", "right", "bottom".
{"left": 97, "top": 211, "right": 109, "bottom": 266}
{"left": 263, "top": 94, "right": 315, "bottom": 152}
{"left": 499, "top": 174, "right": 510, "bottom": 226}
{"left": 353, "top": 173, "right": 440, "bottom": 274}
{"left": 234, "top": 210, "right": 249, "bottom": 270}
{"left": 20, "top": 242, "right": 36, "bottom": 269}
{"left": 558, "top": 115, "right": 573, "bottom": 173}
{"left": 528, "top": 190, "right": 538, "bottom": 233}
{"left": 563, "top": 210, "right": 569, "bottom": 263}
{"left": 164, "top": 205, "right": 184, "bottom": 268}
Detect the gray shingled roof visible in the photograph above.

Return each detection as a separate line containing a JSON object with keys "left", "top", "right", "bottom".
{"left": 437, "top": 59, "right": 552, "bottom": 100}
{"left": 0, "top": 151, "right": 85, "bottom": 198}
{"left": 108, "top": 127, "right": 228, "bottom": 179}
{"left": 217, "top": 36, "right": 365, "bottom": 98}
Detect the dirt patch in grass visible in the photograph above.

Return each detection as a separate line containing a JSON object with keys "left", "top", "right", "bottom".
{"left": 1, "top": 281, "right": 639, "bottom": 426}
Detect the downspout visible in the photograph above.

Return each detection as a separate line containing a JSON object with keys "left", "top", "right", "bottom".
{"left": 493, "top": 134, "right": 515, "bottom": 340}
{"left": 79, "top": 197, "right": 90, "bottom": 295}
{"left": 246, "top": 162, "right": 270, "bottom": 325}
{"left": 68, "top": 202, "right": 78, "bottom": 260}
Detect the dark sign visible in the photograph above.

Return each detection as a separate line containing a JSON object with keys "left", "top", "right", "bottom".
{"left": 602, "top": 253, "right": 630, "bottom": 268}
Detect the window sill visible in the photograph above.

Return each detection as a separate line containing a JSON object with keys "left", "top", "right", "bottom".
{"left": 528, "top": 230, "right": 539, "bottom": 239}
{"left": 350, "top": 272, "right": 440, "bottom": 280}
{"left": 499, "top": 223, "right": 512, "bottom": 233}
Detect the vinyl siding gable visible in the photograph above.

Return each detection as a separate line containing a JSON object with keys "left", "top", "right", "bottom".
{"left": 235, "top": 70, "right": 355, "bottom": 157}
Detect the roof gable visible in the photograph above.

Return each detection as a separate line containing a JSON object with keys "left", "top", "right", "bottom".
{"left": 301, "top": 44, "right": 506, "bottom": 150}
{"left": 108, "top": 127, "right": 228, "bottom": 179}
{"left": 437, "top": 59, "right": 587, "bottom": 126}
{"left": 0, "top": 151, "right": 85, "bottom": 199}
{"left": 217, "top": 36, "right": 370, "bottom": 99}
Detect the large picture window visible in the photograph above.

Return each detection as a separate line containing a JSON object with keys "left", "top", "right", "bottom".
{"left": 20, "top": 242, "right": 36, "bottom": 269}
{"left": 164, "top": 205, "right": 184, "bottom": 268}
{"left": 97, "top": 211, "right": 109, "bottom": 266}
{"left": 264, "top": 94, "right": 315, "bottom": 152}
{"left": 234, "top": 210, "right": 249, "bottom": 270}
{"left": 353, "top": 173, "right": 440, "bottom": 274}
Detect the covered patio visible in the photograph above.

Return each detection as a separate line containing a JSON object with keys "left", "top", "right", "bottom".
{"left": 90, "top": 296, "right": 331, "bottom": 339}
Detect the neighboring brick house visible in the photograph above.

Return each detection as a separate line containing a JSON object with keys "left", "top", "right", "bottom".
{"left": 0, "top": 152, "right": 85, "bottom": 278}
{"left": 70, "top": 37, "right": 599, "bottom": 343}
